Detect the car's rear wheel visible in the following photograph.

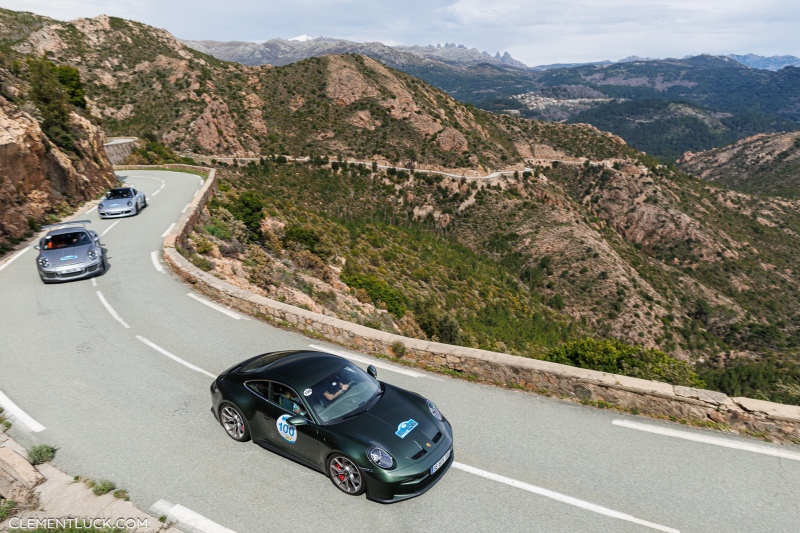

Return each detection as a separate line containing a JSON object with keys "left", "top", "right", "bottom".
{"left": 219, "top": 403, "right": 250, "bottom": 442}
{"left": 327, "top": 453, "right": 365, "bottom": 496}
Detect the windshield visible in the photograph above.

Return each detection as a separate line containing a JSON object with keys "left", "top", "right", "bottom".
{"left": 107, "top": 189, "right": 133, "bottom": 200}
{"left": 43, "top": 231, "right": 91, "bottom": 250}
{"left": 304, "top": 363, "right": 380, "bottom": 423}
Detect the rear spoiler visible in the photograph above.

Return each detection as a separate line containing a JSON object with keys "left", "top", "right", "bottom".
{"left": 41, "top": 220, "right": 92, "bottom": 231}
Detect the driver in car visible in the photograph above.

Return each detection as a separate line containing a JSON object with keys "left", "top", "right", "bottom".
{"left": 322, "top": 377, "right": 349, "bottom": 403}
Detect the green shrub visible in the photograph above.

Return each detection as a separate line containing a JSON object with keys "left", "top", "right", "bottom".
{"left": 543, "top": 338, "right": 704, "bottom": 387}
{"left": 27, "top": 444, "right": 56, "bottom": 465}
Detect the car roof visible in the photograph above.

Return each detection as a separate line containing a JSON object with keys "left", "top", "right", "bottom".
{"left": 236, "top": 350, "right": 348, "bottom": 390}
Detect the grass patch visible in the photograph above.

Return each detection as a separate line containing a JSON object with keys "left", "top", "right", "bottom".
{"left": 27, "top": 444, "right": 56, "bottom": 465}
{"left": 90, "top": 479, "right": 116, "bottom": 496}
{"left": 0, "top": 499, "right": 17, "bottom": 521}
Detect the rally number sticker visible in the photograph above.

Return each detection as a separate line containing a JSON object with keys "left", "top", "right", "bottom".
{"left": 277, "top": 414, "right": 297, "bottom": 444}
{"left": 395, "top": 419, "right": 418, "bottom": 439}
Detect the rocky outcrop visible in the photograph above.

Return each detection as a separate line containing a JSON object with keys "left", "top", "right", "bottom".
{"left": 0, "top": 95, "right": 116, "bottom": 251}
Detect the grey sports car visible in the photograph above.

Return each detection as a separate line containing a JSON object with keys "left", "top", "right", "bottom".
{"left": 34, "top": 221, "right": 106, "bottom": 283}
{"left": 98, "top": 187, "right": 147, "bottom": 218}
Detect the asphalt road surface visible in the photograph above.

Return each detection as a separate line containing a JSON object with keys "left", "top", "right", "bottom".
{"left": 1, "top": 170, "right": 799, "bottom": 533}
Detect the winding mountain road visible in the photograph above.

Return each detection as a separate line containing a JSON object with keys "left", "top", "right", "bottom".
{"left": 1, "top": 170, "right": 799, "bottom": 533}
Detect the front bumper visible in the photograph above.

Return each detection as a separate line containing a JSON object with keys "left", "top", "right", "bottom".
{"left": 38, "top": 259, "right": 103, "bottom": 282}
{"left": 364, "top": 419, "right": 454, "bottom": 503}
{"left": 99, "top": 207, "right": 134, "bottom": 218}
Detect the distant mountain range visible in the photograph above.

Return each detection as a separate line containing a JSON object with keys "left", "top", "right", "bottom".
{"left": 183, "top": 36, "right": 528, "bottom": 69}
{"left": 183, "top": 36, "right": 800, "bottom": 73}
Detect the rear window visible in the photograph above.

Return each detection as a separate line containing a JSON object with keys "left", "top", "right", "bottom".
{"left": 240, "top": 352, "right": 288, "bottom": 374}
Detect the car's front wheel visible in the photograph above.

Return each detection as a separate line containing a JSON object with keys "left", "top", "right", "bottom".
{"left": 327, "top": 453, "right": 365, "bottom": 496}
{"left": 219, "top": 403, "right": 250, "bottom": 442}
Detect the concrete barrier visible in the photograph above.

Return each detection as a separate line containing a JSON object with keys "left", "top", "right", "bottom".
{"left": 138, "top": 164, "right": 800, "bottom": 445}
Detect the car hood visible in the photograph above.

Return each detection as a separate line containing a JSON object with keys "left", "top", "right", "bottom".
{"left": 39, "top": 244, "right": 93, "bottom": 267}
{"left": 335, "top": 384, "right": 442, "bottom": 460}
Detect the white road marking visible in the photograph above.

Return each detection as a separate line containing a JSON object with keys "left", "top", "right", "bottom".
{"left": 308, "top": 344, "right": 434, "bottom": 379}
{"left": 100, "top": 220, "right": 120, "bottom": 237}
{"left": 151, "top": 500, "right": 235, "bottom": 533}
{"left": 0, "top": 246, "right": 30, "bottom": 272}
{"left": 0, "top": 389, "right": 46, "bottom": 433}
{"left": 452, "top": 462, "right": 679, "bottom": 533}
{"left": 151, "top": 251, "right": 164, "bottom": 272}
{"left": 96, "top": 291, "right": 130, "bottom": 329}
{"left": 161, "top": 222, "right": 176, "bottom": 238}
{"left": 91, "top": 278, "right": 97, "bottom": 287}
{"left": 187, "top": 293, "right": 246, "bottom": 320}
{"left": 137, "top": 336, "right": 216, "bottom": 379}
{"left": 86, "top": 205, "right": 97, "bottom": 213}
{"left": 612, "top": 419, "right": 800, "bottom": 461}
{"left": 181, "top": 203, "right": 191, "bottom": 214}
{"left": 152, "top": 189, "right": 161, "bottom": 197}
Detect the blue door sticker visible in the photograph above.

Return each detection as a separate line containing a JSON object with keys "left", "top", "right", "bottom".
{"left": 395, "top": 419, "right": 418, "bottom": 439}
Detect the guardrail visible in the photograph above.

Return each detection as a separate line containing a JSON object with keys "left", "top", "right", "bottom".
{"left": 136, "top": 164, "right": 800, "bottom": 445}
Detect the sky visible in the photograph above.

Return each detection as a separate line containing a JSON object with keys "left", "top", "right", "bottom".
{"left": 1, "top": 0, "right": 797, "bottom": 67}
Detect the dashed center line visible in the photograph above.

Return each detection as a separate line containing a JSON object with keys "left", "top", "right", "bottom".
{"left": 161, "top": 222, "right": 176, "bottom": 238}
{"left": 137, "top": 336, "right": 216, "bottom": 379}
{"left": 452, "top": 462, "right": 679, "bottom": 533}
{"left": 613, "top": 419, "right": 800, "bottom": 461}
{"left": 96, "top": 291, "right": 130, "bottom": 329}
{"left": 100, "top": 220, "right": 120, "bottom": 237}
{"left": 187, "top": 293, "right": 246, "bottom": 320}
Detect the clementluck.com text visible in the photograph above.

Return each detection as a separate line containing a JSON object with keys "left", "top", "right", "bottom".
{"left": 7, "top": 517, "right": 149, "bottom": 530}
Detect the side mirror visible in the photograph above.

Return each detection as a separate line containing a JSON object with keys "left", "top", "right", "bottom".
{"left": 105, "top": 192, "right": 111, "bottom": 198}
{"left": 34, "top": 244, "right": 41, "bottom": 251}
{"left": 367, "top": 365, "right": 378, "bottom": 378}
{"left": 287, "top": 415, "right": 308, "bottom": 426}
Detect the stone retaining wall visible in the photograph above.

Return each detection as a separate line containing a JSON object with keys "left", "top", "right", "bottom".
{"left": 142, "top": 164, "right": 800, "bottom": 444}
{"left": 103, "top": 138, "right": 138, "bottom": 165}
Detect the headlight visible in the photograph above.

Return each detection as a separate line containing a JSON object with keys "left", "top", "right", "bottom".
{"left": 88, "top": 249, "right": 98, "bottom": 260}
{"left": 127, "top": 201, "right": 133, "bottom": 207}
{"left": 427, "top": 399, "right": 442, "bottom": 421}
{"left": 99, "top": 203, "right": 104, "bottom": 209}
{"left": 367, "top": 447, "right": 394, "bottom": 469}
{"left": 38, "top": 257, "right": 50, "bottom": 268}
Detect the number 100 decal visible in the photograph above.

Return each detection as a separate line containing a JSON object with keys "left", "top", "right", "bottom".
{"left": 277, "top": 414, "right": 297, "bottom": 444}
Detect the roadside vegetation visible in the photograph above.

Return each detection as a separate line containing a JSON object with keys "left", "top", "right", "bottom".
{"left": 185, "top": 158, "right": 705, "bottom": 388}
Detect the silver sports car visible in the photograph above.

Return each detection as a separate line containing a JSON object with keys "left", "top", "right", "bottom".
{"left": 98, "top": 187, "right": 147, "bottom": 218}
{"left": 34, "top": 221, "right": 106, "bottom": 283}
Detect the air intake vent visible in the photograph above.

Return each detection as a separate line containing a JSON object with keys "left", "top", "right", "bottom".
{"left": 432, "top": 431, "right": 442, "bottom": 443}
{"left": 412, "top": 449, "right": 427, "bottom": 460}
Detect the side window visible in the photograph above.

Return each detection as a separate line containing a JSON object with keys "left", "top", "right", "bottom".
{"left": 270, "top": 383, "right": 307, "bottom": 417}
{"left": 245, "top": 381, "right": 270, "bottom": 399}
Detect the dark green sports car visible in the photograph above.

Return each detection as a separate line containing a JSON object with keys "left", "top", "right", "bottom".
{"left": 210, "top": 350, "right": 454, "bottom": 503}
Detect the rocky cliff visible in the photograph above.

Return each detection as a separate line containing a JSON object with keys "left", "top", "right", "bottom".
{"left": 0, "top": 88, "right": 116, "bottom": 254}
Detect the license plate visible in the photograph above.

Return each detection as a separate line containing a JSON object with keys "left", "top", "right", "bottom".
{"left": 64, "top": 267, "right": 82, "bottom": 273}
{"left": 430, "top": 448, "right": 451, "bottom": 475}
